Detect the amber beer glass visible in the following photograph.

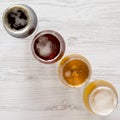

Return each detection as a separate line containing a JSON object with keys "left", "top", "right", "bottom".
{"left": 58, "top": 54, "right": 92, "bottom": 87}
{"left": 83, "top": 80, "right": 118, "bottom": 116}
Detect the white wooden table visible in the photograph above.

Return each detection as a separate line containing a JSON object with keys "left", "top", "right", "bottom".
{"left": 0, "top": 0, "right": 120, "bottom": 119}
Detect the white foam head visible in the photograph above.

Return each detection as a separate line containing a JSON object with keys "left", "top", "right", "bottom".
{"left": 89, "top": 86, "right": 117, "bottom": 116}
{"left": 36, "top": 36, "right": 53, "bottom": 57}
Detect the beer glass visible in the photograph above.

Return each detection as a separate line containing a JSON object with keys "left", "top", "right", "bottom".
{"left": 83, "top": 80, "right": 118, "bottom": 116}
{"left": 3, "top": 4, "right": 37, "bottom": 38}
{"left": 32, "top": 30, "right": 65, "bottom": 64}
{"left": 58, "top": 54, "right": 92, "bottom": 87}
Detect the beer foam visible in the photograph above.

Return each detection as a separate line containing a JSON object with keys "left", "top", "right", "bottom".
{"left": 65, "top": 71, "right": 71, "bottom": 77}
{"left": 7, "top": 8, "right": 28, "bottom": 30}
{"left": 36, "top": 36, "right": 53, "bottom": 57}
{"left": 89, "top": 87, "right": 117, "bottom": 116}
{"left": 13, "top": 12, "right": 27, "bottom": 26}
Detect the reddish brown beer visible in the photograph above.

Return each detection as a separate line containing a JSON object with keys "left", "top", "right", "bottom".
{"left": 32, "top": 30, "right": 65, "bottom": 64}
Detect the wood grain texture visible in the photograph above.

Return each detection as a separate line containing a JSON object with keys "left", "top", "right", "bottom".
{"left": 0, "top": 0, "right": 120, "bottom": 119}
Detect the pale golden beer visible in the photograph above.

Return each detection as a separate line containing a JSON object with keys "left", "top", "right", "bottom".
{"left": 83, "top": 80, "right": 118, "bottom": 116}
{"left": 58, "top": 54, "right": 91, "bottom": 87}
